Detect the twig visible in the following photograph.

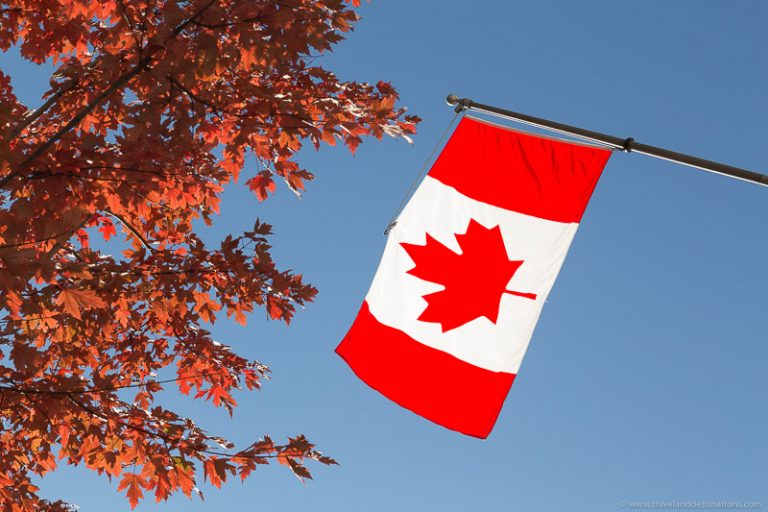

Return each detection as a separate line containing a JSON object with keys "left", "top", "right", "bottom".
{"left": 103, "top": 209, "right": 156, "bottom": 252}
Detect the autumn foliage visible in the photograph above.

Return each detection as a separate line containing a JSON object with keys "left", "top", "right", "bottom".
{"left": 0, "top": 0, "right": 418, "bottom": 509}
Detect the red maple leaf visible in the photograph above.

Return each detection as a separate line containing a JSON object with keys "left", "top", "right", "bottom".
{"left": 400, "top": 219, "right": 537, "bottom": 332}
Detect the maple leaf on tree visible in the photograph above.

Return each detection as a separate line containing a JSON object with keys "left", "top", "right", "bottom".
{"left": 117, "top": 473, "right": 151, "bottom": 510}
{"left": 54, "top": 288, "right": 107, "bottom": 320}
{"left": 0, "top": 0, "right": 408, "bottom": 510}
{"left": 401, "top": 219, "right": 537, "bottom": 332}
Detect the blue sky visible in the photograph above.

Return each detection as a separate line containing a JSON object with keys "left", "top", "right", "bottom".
{"left": 2, "top": 1, "right": 766, "bottom": 510}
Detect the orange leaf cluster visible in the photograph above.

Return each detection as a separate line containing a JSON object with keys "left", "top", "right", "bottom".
{"left": 0, "top": 0, "right": 411, "bottom": 509}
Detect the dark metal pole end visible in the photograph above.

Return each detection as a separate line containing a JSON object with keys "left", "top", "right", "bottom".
{"left": 446, "top": 94, "right": 473, "bottom": 113}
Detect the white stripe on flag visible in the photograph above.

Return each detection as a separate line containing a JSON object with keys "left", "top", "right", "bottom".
{"left": 366, "top": 176, "right": 579, "bottom": 373}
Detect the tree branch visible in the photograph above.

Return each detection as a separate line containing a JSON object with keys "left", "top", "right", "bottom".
{"left": 7, "top": 80, "right": 80, "bottom": 141}
{"left": 0, "top": 228, "right": 78, "bottom": 249}
{"left": 102, "top": 209, "right": 157, "bottom": 252}
{"left": 0, "top": 371, "right": 226, "bottom": 396}
{"left": 115, "top": 0, "right": 135, "bottom": 30}
{"left": 43, "top": 215, "right": 89, "bottom": 259}
{"left": 0, "top": 0, "right": 219, "bottom": 189}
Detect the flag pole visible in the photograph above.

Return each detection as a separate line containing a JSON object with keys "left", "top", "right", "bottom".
{"left": 446, "top": 94, "right": 768, "bottom": 187}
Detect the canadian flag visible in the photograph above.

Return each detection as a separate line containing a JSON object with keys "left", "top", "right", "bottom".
{"left": 337, "top": 117, "right": 612, "bottom": 438}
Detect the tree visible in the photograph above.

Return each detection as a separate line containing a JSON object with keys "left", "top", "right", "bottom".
{"left": 0, "top": 0, "right": 419, "bottom": 509}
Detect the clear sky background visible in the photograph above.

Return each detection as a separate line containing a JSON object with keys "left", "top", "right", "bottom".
{"left": 2, "top": 1, "right": 767, "bottom": 510}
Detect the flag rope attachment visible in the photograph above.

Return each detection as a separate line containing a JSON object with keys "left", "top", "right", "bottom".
{"left": 446, "top": 94, "right": 768, "bottom": 187}
{"left": 384, "top": 110, "right": 462, "bottom": 236}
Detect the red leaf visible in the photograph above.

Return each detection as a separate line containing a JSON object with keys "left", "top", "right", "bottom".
{"left": 117, "top": 474, "right": 149, "bottom": 510}
{"left": 247, "top": 172, "right": 277, "bottom": 201}
{"left": 98, "top": 217, "right": 117, "bottom": 241}
{"left": 55, "top": 288, "right": 107, "bottom": 320}
{"left": 234, "top": 308, "right": 247, "bottom": 326}
{"left": 204, "top": 458, "right": 234, "bottom": 489}
{"left": 400, "top": 219, "right": 536, "bottom": 332}
{"left": 266, "top": 295, "right": 284, "bottom": 321}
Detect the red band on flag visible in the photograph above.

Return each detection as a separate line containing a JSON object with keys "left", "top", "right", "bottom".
{"left": 336, "top": 301, "right": 515, "bottom": 438}
{"left": 427, "top": 117, "right": 611, "bottom": 223}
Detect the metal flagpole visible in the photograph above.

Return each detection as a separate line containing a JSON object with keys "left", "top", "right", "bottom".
{"left": 446, "top": 94, "right": 768, "bottom": 187}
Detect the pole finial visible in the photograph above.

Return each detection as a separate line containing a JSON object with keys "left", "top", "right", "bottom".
{"left": 445, "top": 94, "right": 472, "bottom": 113}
